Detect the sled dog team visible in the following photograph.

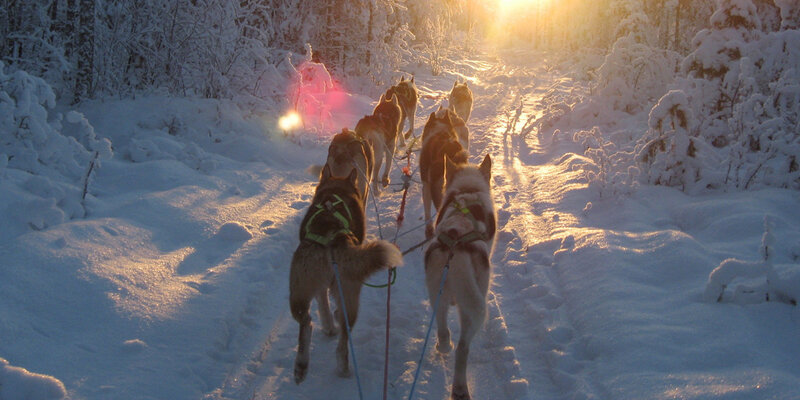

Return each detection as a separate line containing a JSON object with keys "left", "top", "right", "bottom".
{"left": 289, "top": 78, "right": 494, "bottom": 400}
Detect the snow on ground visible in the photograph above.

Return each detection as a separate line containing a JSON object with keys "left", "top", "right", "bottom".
{"left": 1, "top": 47, "right": 799, "bottom": 400}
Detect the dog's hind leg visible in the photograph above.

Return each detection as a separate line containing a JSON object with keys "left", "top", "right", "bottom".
{"left": 316, "top": 289, "right": 338, "bottom": 337}
{"left": 290, "top": 296, "right": 313, "bottom": 384}
{"left": 427, "top": 264, "right": 453, "bottom": 354}
{"left": 332, "top": 277, "right": 363, "bottom": 378}
{"left": 451, "top": 271, "right": 487, "bottom": 399}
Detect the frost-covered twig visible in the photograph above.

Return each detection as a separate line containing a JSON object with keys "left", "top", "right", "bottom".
{"left": 81, "top": 151, "right": 100, "bottom": 207}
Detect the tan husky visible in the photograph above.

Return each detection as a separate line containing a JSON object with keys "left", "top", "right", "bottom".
{"left": 424, "top": 154, "right": 495, "bottom": 400}
{"left": 448, "top": 80, "right": 473, "bottom": 123}
{"left": 420, "top": 109, "right": 468, "bottom": 238}
{"left": 385, "top": 76, "right": 419, "bottom": 143}
{"left": 289, "top": 165, "right": 403, "bottom": 384}
{"left": 323, "top": 128, "right": 374, "bottom": 202}
{"left": 355, "top": 96, "right": 400, "bottom": 197}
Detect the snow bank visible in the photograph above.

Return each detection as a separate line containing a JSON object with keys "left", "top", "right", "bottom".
{"left": 0, "top": 62, "right": 112, "bottom": 239}
{"left": 0, "top": 358, "right": 67, "bottom": 400}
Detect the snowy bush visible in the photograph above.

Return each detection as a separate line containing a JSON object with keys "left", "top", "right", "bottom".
{"left": 704, "top": 217, "right": 797, "bottom": 306}
{"left": 595, "top": 35, "right": 682, "bottom": 114}
{"left": 583, "top": 0, "right": 800, "bottom": 194}
{"left": 635, "top": 90, "right": 723, "bottom": 192}
{"left": 0, "top": 61, "right": 112, "bottom": 227}
{"left": 0, "top": 61, "right": 112, "bottom": 182}
{"left": 573, "top": 127, "right": 638, "bottom": 199}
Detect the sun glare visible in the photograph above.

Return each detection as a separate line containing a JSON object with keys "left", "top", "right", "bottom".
{"left": 498, "top": 0, "right": 550, "bottom": 10}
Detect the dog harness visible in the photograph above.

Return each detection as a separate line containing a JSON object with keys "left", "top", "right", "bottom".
{"left": 303, "top": 194, "right": 355, "bottom": 246}
{"left": 436, "top": 198, "right": 487, "bottom": 249}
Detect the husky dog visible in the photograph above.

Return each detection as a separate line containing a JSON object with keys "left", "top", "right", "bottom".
{"left": 290, "top": 165, "right": 403, "bottom": 383}
{"left": 424, "top": 154, "right": 495, "bottom": 400}
{"left": 420, "top": 109, "right": 468, "bottom": 238}
{"left": 323, "top": 128, "right": 374, "bottom": 202}
{"left": 436, "top": 105, "right": 470, "bottom": 151}
{"left": 355, "top": 107, "right": 397, "bottom": 197}
{"left": 373, "top": 92, "right": 402, "bottom": 142}
{"left": 448, "top": 80, "right": 473, "bottom": 123}
{"left": 385, "top": 76, "right": 419, "bottom": 143}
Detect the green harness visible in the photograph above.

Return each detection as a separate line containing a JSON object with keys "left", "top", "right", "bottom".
{"left": 303, "top": 194, "right": 355, "bottom": 246}
{"left": 436, "top": 198, "right": 487, "bottom": 249}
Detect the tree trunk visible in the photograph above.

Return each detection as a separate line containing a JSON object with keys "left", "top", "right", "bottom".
{"left": 74, "top": 0, "right": 94, "bottom": 103}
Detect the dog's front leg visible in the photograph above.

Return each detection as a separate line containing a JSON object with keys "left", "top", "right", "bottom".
{"left": 422, "top": 184, "right": 434, "bottom": 238}
{"left": 405, "top": 110, "right": 415, "bottom": 142}
{"left": 381, "top": 143, "right": 394, "bottom": 188}
{"left": 372, "top": 144, "right": 384, "bottom": 197}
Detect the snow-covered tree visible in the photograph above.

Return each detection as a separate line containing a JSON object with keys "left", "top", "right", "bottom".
{"left": 636, "top": 90, "right": 716, "bottom": 191}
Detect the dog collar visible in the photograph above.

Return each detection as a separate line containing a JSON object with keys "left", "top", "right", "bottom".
{"left": 304, "top": 194, "right": 354, "bottom": 246}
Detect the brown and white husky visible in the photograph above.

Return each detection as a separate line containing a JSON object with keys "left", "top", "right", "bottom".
{"left": 424, "top": 154, "right": 495, "bottom": 400}
{"left": 289, "top": 165, "right": 403, "bottom": 384}
{"left": 448, "top": 80, "right": 473, "bottom": 123}
{"left": 419, "top": 109, "right": 468, "bottom": 238}
{"left": 385, "top": 76, "right": 419, "bottom": 143}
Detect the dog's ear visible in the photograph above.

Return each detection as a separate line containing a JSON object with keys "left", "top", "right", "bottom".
{"left": 445, "top": 110, "right": 453, "bottom": 126}
{"left": 347, "top": 168, "right": 358, "bottom": 187}
{"left": 401, "top": 76, "right": 405, "bottom": 82}
{"left": 437, "top": 105, "right": 443, "bottom": 112}
{"left": 479, "top": 154, "right": 492, "bottom": 183}
{"left": 428, "top": 112, "right": 436, "bottom": 122}
{"left": 411, "top": 76, "right": 415, "bottom": 83}
{"left": 321, "top": 164, "right": 332, "bottom": 181}
{"left": 453, "top": 81, "right": 458, "bottom": 89}
{"left": 378, "top": 93, "right": 385, "bottom": 103}
{"left": 391, "top": 93, "right": 399, "bottom": 106}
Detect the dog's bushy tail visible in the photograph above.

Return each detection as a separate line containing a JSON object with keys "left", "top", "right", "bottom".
{"left": 333, "top": 240, "right": 403, "bottom": 282}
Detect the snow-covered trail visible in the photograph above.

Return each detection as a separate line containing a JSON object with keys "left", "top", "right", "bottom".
{"left": 205, "top": 49, "right": 603, "bottom": 400}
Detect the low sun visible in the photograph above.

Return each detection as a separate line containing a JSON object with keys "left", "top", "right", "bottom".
{"left": 498, "top": 0, "right": 550, "bottom": 9}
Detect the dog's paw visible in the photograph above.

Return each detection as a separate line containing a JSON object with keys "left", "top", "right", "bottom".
{"left": 425, "top": 224, "right": 435, "bottom": 239}
{"left": 336, "top": 365, "right": 353, "bottom": 378}
{"left": 451, "top": 384, "right": 471, "bottom": 400}
{"left": 436, "top": 339, "right": 453, "bottom": 354}
{"left": 381, "top": 177, "right": 390, "bottom": 187}
{"left": 321, "top": 325, "right": 339, "bottom": 337}
{"left": 294, "top": 361, "right": 308, "bottom": 384}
